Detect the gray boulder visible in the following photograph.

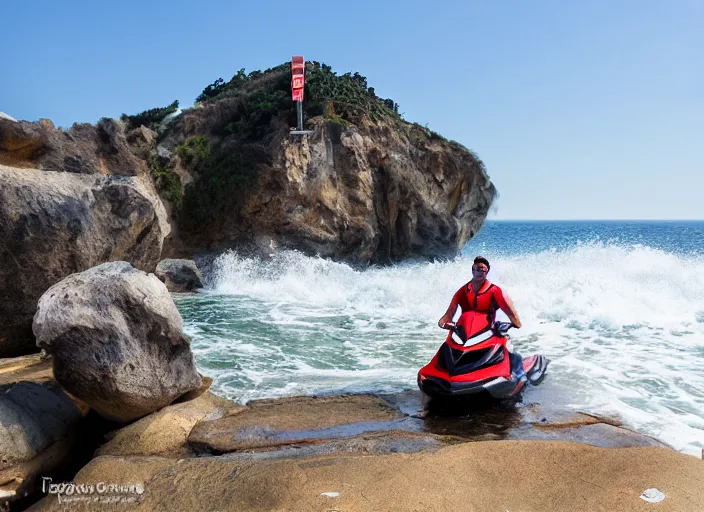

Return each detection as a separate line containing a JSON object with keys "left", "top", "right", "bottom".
{"left": 32, "top": 261, "right": 202, "bottom": 424}
{"left": 155, "top": 259, "right": 204, "bottom": 292}
{"left": 0, "top": 164, "right": 170, "bottom": 357}
{"left": 0, "top": 381, "right": 83, "bottom": 505}
{"left": 0, "top": 382, "right": 81, "bottom": 465}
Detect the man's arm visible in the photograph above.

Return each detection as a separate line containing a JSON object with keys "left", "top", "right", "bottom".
{"left": 437, "top": 288, "right": 463, "bottom": 328}
{"left": 494, "top": 287, "right": 522, "bottom": 328}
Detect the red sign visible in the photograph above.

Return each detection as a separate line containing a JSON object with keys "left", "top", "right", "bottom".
{"left": 292, "top": 55, "right": 305, "bottom": 101}
{"left": 292, "top": 55, "right": 304, "bottom": 71}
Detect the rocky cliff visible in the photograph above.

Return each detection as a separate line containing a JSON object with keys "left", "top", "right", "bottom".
{"left": 163, "top": 114, "right": 495, "bottom": 264}
{"left": 155, "top": 62, "right": 497, "bottom": 263}
{"left": 1, "top": 63, "right": 496, "bottom": 266}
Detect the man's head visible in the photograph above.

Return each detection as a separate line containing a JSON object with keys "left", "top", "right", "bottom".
{"left": 472, "top": 256, "right": 490, "bottom": 280}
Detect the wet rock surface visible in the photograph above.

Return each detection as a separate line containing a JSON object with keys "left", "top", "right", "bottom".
{"left": 185, "top": 389, "right": 668, "bottom": 458}
{"left": 188, "top": 394, "right": 403, "bottom": 453}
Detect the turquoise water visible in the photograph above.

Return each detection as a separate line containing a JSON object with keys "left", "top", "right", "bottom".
{"left": 463, "top": 220, "right": 704, "bottom": 256}
{"left": 175, "top": 221, "right": 704, "bottom": 456}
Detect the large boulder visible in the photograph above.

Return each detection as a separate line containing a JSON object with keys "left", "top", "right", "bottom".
{"left": 0, "top": 164, "right": 170, "bottom": 357}
{"left": 32, "top": 261, "right": 202, "bottom": 423}
{"left": 154, "top": 259, "right": 204, "bottom": 292}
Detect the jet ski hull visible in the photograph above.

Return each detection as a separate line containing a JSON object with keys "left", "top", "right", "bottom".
{"left": 417, "top": 313, "right": 550, "bottom": 401}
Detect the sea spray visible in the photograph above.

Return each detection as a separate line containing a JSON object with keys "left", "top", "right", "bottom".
{"left": 177, "top": 224, "right": 704, "bottom": 456}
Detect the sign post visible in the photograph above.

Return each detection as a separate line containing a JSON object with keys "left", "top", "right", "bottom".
{"left": 290, "top": 56, "right": 312, "bottom": 136}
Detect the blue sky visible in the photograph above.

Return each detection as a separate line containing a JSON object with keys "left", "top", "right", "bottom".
{"left": 2, "top": 1, "right": 702, "bottom": 220}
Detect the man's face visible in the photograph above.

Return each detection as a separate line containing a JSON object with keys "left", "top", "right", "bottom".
{"left": 472, "top": 264, "right": 488, "bottom": 279}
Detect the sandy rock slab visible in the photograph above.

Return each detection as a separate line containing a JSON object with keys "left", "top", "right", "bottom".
{"left": 0, "top": 355, "right": 53, "bottom": 389}
{"left": 27, "top": 441, "right": 704, "bottom": 512}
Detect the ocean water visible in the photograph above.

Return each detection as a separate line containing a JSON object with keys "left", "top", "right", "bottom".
{"left": 175, "top": 220, "right": 704, "bottom": 456}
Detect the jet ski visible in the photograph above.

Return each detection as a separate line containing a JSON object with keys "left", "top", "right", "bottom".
{"left": 418, "top": 311, "right": 549, "bottom": 400}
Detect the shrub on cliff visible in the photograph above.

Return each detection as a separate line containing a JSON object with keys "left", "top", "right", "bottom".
{"left": 174, "top": 136, "right": 209, "bottom": 164}
{"left": 194, "top": 61, "right": 402, "bottom": 130}
{"left": 148, "top": 155, "right": 183, "bottom": 209}
{"left": 218, "top": 72, "right": 294, "bottom": 141}
{"left": 195, "top": 65, "right": 288, "bottom": 104}
{"left": 303, "top": 62, "right": 401, "bottom": 124}
{"left": 178, "top": 139, "right": 263, "bottom": 236}
{"left": 196, "top": 78, "right": 226, "bottom": 103}
{"left": 120, "top": 100, "right": 180, "bottom": 131}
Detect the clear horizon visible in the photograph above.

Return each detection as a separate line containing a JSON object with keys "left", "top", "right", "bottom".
{"left": 1, "top": 1, "right": 702, "bottom": 220}
{"left": 486, "top": 218, "right": 704, "bottom": 222}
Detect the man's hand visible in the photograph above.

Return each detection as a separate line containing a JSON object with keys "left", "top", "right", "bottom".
{"left": 442, "top": 322, "right": 456, "bottom": 330}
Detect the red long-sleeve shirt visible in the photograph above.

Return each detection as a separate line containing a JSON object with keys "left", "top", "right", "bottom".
{"left": 439, "top": 280, "right": 520, "bottom": 326}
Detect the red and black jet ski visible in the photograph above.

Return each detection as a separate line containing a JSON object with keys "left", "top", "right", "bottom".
{"left": 418, "top": 311, "right": 549, "bottom": 400}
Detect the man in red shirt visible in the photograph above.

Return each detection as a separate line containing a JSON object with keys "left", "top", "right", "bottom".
{"left": 437, "top": 256, "right": 523, "bottom": 329}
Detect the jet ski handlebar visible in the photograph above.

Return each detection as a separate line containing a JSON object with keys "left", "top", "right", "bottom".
{"left": 441, "top": 320, "right": 516, "bottom": 334}
{"left": 494, "top": 321, "right": 514, "bottom": 334}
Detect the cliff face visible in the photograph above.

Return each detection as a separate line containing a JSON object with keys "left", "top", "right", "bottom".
{"left": 232, "top": 118, "right": 494, "bottom": 264}
{"left": 0, "top": 117, "right": 149, "bottom": 176}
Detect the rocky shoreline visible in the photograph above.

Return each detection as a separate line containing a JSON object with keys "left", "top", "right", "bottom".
{"left": 2, "top": 352, "right": 703, "bottom": 511}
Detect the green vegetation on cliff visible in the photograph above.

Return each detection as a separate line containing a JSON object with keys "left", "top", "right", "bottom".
{"left": 304, "top": 62, "right": 401, "bottom": 124}
{"left": 175, "top": 136, "right": 261, "bottom": 236}
{"left": 194, "top": 61, "right": 402, "bottom": 127}
{"left": 121, "top": 100, "right": 179, "bottom": 131}
{"left": 173, "top": 136, "right": 209, "bottom": 163}
{"left": 148, "top": 155, "right": 183, "bottom": 209}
